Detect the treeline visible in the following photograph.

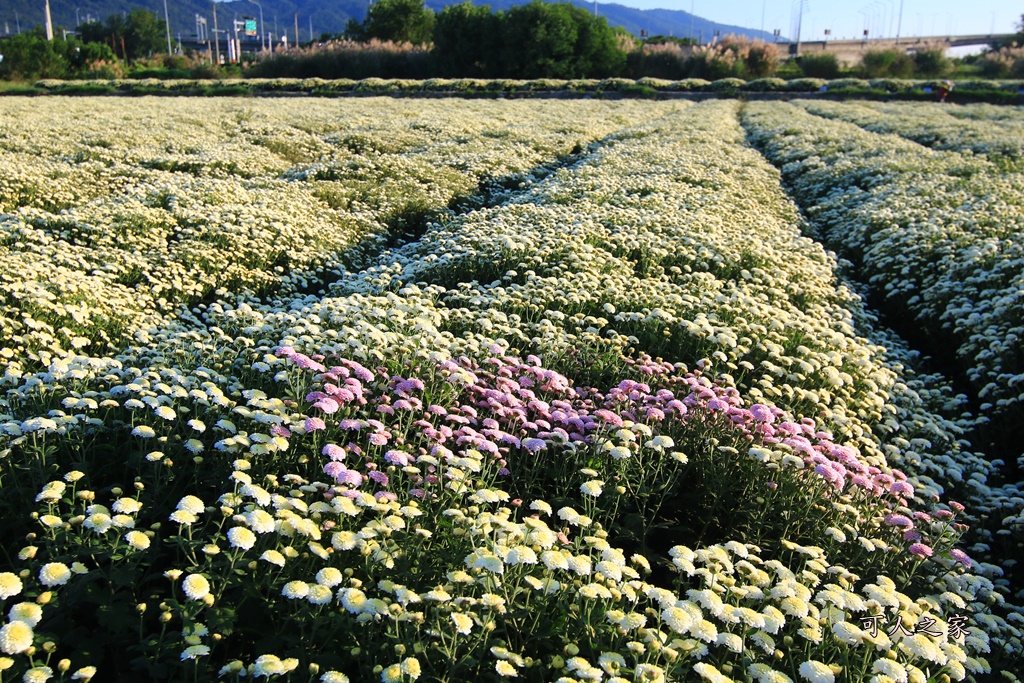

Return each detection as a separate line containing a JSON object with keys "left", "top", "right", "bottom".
{"left": 250, "top": 0, "right": 784, "bottom": 80}
{"left": 0, "top": 9, "right": 201, "bottom": 80}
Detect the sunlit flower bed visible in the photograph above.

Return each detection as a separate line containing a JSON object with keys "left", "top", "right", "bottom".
{"left": 742, "top": 101, "right": 1024, "bottom": 433}
{"left": 792, "top": 100, "right": 1024, "bottom": 170}
{"left": 0, "top": 96, "right": 666, "bottom": 371}
{"left": 0, "top": 99, "right": 1021, "bottom": 682}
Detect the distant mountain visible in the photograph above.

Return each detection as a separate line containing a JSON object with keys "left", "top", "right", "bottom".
{"left": 0, "top": 0, "right": 780, "bottom": 44}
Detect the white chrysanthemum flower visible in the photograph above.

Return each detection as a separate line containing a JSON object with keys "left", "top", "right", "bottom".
{"left": 282, "top": 581, "right": 309, "bottom": 600}
{"left": 182, "top": 574, "right": 210, "bottom": 601}
{"left": 568, "top": 555, "right": 592, "bottom": 576}
{"left": 694, "top": 662, "right": 730, "bottom": 683}
{"left": 70, "top": 666, "right": 97, "bottom": 680}
{"left": 307, "top": 584, "right": 334, "bottom": 605}
{"left": 22, "top": 665, "right": 53, "bottom": 683}
{"left": 187, "top": 419, "right": 207, "bottom": 433}
{"left": 541, "top": 550, "right": 570, "bottom": 571}
{"left": 315, "top": 568, "right": 343, "bottom": 588}
{"left": 0, "top": 620, "right": 33, "bottom": 654}
{"left": 131, "top": 425, "right": 156, "bottom": 439}
{"left": 320, "top": 672, "right": 350, "bottom": 683}
{"left": 227, "top": 526, "right": 257, "bottom": 550}
{"left": 112, "top": 498, "right": 143, "bottom": 514}
{"left": 38, "top": 562, "right": 72, "bottom": 587}
{"left": 184, "top": 439, "right": 204, "bottom": 454}
{"left": 831, "top": 620, "right": 865, "bottom": 644}
{"left": 899, "top": 634, "right": 946, "bottom": 664}
{"left": 662, "top": 606, "right": 693, "bottom": 633}
{"left": 451, "top": 613, "right": 473, "bottom": 635}
{"left": 341, "top": 588, "right": 368, "bottom": 613}
{"left": 580, "top": 480, "right": 604, "bottom": 497}
{"left": 798, "top": 660, "right": 834, "bottom": 683}
{"left": 529, "top": 500, "right": 552, "bottom": 515}
{"left": 504, "top": 546, "right": 538, "bottom": 566}
{"left": 495, "top": 660, "right": 518, "bottom": 677}
{"left": 748, "top": 663, "right": 794, "bottom": 683}
{"left": 872, "top": 658, "right": 908, "bottom": 683}
{"left": 176, "top": 496, "right": 205, "bottom": 514}
{"left": 253, "top": 654, "right": 286, "bottom": 677}
{"left": 154, "top": 406, "right": 176, "bottom": 421}
{"left": 260, "top": 550, "right": 285, "bottom": 567}
{"left": 0, "top": 573, "right": 23, "bottom": 600}
{"left": 125, "top": 531, "right": 151, "bottom": 550}
{"left": 717, "top": 631, "right": 744, "bottom": 653}
{"left": 9, "top": 603, "right": 43, "bottom": 627}
{"left": 400, "top": 657, "right": 421, "bottom": 680}
{"left": 246, "top": 510, "right": 276, "bottom": 534}
{"left": 180, "top": 645, "right": 211, "bottom": 660}
{"left": 84, "top": 513, "right": 113, "bottom": 534}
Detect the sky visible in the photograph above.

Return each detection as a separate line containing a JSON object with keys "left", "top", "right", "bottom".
{"left": 606, "top": 0, "right": 1021, "bottom": 41}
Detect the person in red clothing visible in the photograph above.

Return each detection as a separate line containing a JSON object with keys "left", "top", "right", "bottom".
{"left": 937, "top": 80, "right": 954, "bottom": 103}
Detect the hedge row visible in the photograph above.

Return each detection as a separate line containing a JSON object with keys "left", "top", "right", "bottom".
{"left": 28, "top": 76, "right": 1024, "bottom": 98}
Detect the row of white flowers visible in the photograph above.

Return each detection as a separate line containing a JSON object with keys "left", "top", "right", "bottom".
{"left": 742, "top": 101, "right": 1024, "bottom": 429}
{"left": 792, "top": 100, "right": 1024, "bottom": 169}
{"left": 0, "top": 96, "right": 667, "bottom": 371}
{"left": 0, "top": 99, "right": 1020, "bottom": 681}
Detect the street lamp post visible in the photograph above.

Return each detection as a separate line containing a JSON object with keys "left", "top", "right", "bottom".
{"left": 248, "top": 0, "right": 266, "bottom": 51}
{"left": 895, "top": 0, "right": 904, "bottom": 44}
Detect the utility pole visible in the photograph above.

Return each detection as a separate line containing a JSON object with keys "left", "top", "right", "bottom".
{"left": 795, "top": 0, "right": 805, "bottom": 55}
{"left": 212, "top": 2, "right": 220, "bottom": 64}
{"left": 294, "top": 14, "right": 299, "bottom": 47}
{"left": 689, "top": 0, "right": 695, "bottom": 43}
{"left": 44, "top": 0, "right": 54, "bottom": 40}
{"left": 163, "top": 0, "right": 172, "bottom": 54}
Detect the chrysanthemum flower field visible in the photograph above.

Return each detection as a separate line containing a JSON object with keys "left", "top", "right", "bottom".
{"left": 0, "top": 97, "right": 1022, "bottom": 683}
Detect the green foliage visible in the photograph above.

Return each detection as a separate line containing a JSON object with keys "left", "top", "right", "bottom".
{"left": 78, "top": 9, "right": 167, "bottom": 62}
{"left": 345, "top": 0, "right": 435, "bottom": 45}
{"left": 497, "top": 1, "right": 625, "bottom": 78}
{"left": 0, "top": 28, "right": 115, "bottom": 81}
{"left": 432, "top": 2, "right": 500, "bottom": 77}
{"left": 912, "top": 49, "right": 952, "bottom": 76}
{"left": 798, "top": 52, "right": 840, "bottom": 79}
{"left": 431, "top": 0, "right": 625, "bottom": 79}
{"left": 860, "top": 49, "right": 915, "bottom": 78}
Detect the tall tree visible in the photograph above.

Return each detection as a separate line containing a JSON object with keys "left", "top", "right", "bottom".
{"left": 78, "top": 9, "right": 166, "bottom": 61}
{"left": 432, "top": 2, "right": 499, "bottom": 76}
{"left": 346, "top": 0, "right": 435, "bottom": 45}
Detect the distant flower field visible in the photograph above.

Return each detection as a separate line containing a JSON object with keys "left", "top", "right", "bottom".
{"left": 0, "top": 97, "right": 1021, "bottom": 683}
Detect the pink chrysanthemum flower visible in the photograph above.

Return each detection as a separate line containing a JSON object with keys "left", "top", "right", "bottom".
{"left": 908, "top": 543, "right": 933, "bottom": 559}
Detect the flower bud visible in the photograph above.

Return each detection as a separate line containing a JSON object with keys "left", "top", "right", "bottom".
{"left": 37, "top": 592, "right": 53, "bottom": 605}
{"left": 58, "top": 659, "right": 71, "bottom": 672}
{"left": 160, "top": 612, "right": 173, "bottom": 623}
